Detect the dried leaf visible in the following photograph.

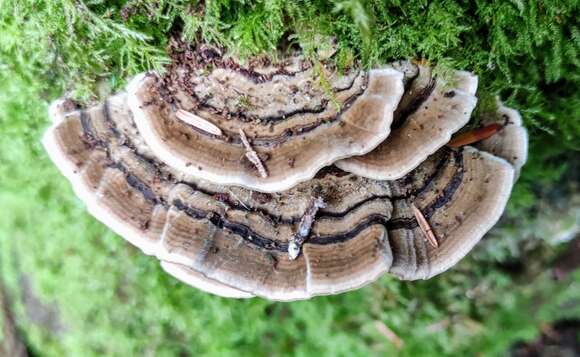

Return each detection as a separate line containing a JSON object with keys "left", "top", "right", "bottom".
{"left": 447, "top": 123, "right": 502, "bottom": 148}
{"left": 176, "top": 109, "right": 223, "bottom": 136}
{"left": 411, "top": 203, "right": 439, "bottom": 248}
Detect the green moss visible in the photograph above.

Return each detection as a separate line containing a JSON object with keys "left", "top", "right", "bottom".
{"left": 0, "top": 1, "right": 579, "bottom": 355}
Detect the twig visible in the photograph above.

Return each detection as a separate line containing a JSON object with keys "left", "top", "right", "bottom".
{"left": 288, "top": 197, "right": 326, "bottom": 260}
{"left": 239, "top": 128, "right": 268, "bottom": 178}
{"left": 411, "top": 203, "right": 439, "bottom": 248}
{"left": 227, "top": 189, "right": 250, "bottom": 210}
{"left": 176, "top": 109, "right": 223, "bottom": 136}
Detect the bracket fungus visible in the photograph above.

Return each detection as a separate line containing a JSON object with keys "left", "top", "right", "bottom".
{"left": 126, "top": 50, "right": 404, "bottom": 192}
{"left": 43, "top": 49, "right": 528, "bottom": 300}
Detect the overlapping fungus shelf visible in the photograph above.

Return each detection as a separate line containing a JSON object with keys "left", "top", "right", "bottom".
{"left": 126, "top": 43, "right": 404, "bottom": 192}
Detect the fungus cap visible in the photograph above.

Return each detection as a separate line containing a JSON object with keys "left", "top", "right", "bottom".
{"left": 127, "top": 53, "right": 405, "bottom": 192}
{"left": 336, "top": 65, "right": 478, "bottom": 180}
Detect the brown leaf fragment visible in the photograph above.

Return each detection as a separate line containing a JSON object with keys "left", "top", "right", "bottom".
{"left": 288, "top": 197, "right": 326, "bottom": 260}
{"left": 175, "top": 109, "right": 223, "bottom": 136}
{"left": 411, "top": 203, "right": 439, "bottom": 248}
{"left": 447, "top": 123, "right": 502, "bottom": 148}
{"left": 239, "top": 128, "right": 268, "bottom": 178}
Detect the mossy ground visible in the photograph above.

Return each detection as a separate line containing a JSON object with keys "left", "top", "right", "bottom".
{"left": 0, "top": 1, "right": 579, "bottom": 355}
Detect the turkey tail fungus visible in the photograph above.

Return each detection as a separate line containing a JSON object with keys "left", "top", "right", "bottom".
{"left": 43, "top": 45, "right": 527, "bottom": 300}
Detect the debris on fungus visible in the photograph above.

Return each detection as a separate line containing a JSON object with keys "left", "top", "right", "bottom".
{"left": 238, "top": 128, "right": 268, "bottom": 178}
{"left": 411, "top": 203, "right": 439, "bottom": 248}
{"left": 175, "top": 109, "right": 223, "bottom": 136}
{"left": 288, "top": 196, "right": 326, "bottom": 260}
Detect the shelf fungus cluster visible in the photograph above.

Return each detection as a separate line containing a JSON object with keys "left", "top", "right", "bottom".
{"left": 43, "top": 48, "right": 528, "bottom": 300}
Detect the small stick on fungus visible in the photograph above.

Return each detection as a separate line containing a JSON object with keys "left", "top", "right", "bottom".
{"left": 447, "top": 123, "right": 503, "bottom": 148}
{"left": 175, "top": 109, "right": 223, "bottom": 136}
{"left": 411, "top": 203, "right": 439, "bottom": 248}
{"left": 288, "top": 197, "right": 326, "bottom": 260}
{"left": 239, "top": 128, "right": 268, "bottom": 178}
{"left": 227, "top": 189, "right": 250, "bottom": 210}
